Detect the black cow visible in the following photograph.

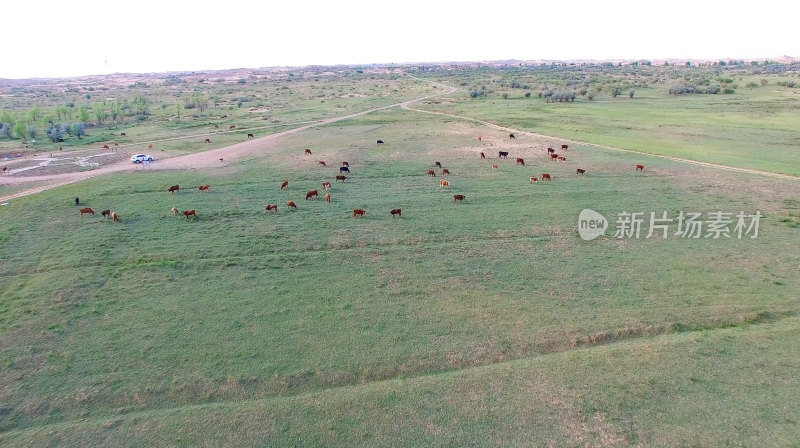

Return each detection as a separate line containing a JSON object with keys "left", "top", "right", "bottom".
{"left": 498, "top": 151, "right": 509, "bottom": 158}
{"left": 340, "top": 166, "right": 350, "bottom": 173}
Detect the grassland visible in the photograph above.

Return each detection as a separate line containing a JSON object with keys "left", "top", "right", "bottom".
{"left": 1, "top": 64, "right": 800, "bottom": 446}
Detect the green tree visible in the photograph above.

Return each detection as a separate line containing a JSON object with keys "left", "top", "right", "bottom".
{"left": 78, "top": 107, "right": 90, "bottom": 123}
{"left": 14, "top": 122, "right": 27, "bottom": 142}
{"left": 26, "top": 107, "right": 42, "bottom": 124}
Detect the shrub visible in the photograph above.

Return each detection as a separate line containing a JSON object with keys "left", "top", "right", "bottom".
{"left": 524, "top": 92, "right": 531, "bottom": 98}
{"left": 587, "top": 91, "right": 595, "bottom": 101}
{"left": 502, "top": 93, "right": 509, "bottom": 99}
{"left": 706, "top": 84, "right": 720, "bottom": 94}
{"left": 629, "top": 89, "right": 635, "bottom": 99}
{"left": 723, "top": 87, "right": 735, "bottom": 94}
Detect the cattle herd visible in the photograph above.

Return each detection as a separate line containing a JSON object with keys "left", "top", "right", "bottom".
{"left": 72, "top": 133, "right": 646, "bottom": 225}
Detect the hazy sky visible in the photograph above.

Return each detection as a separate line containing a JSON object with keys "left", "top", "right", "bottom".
{"left": 4, "top": 0, "right": 798, "bottom": 79}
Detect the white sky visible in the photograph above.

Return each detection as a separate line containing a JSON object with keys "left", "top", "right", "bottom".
{"left": 3, "top": 0, "right": 798, "bottom": 79}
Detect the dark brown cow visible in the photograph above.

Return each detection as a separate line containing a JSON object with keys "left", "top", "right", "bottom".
{"left": 280, "top": 180, "right": 289, "bottom": 190}
{"left": 576, "top": 168, "right": 586, "bottom": 175}
{"left": 499, "top": 151, "right": 509, "bottom": 158}
{"left": 636, "top": 164, "right": 644, "bottom": 171}
{"left": 426, "top": 169, "right": 436, "bottom": 177}
{"left": 390, "top": 208, "right": 402, "bottom": 217}
{"left": 247, "top": 133, "right": 254, "bottom": 139}
{"left": 168, "top": 185, "right": 180, "bottom": 194}
{"left": 79, "top": 208, "right": 95, "bottom": 216}
{"left": 561, "top": 144, "right": 568, "bottom": 150}
{"left": 2, "top": 166, "right": 7, "bottom": 174}
{"left": 287, "top": 201, "right": 297, "bottom": 209}
{"left": 229, "top": 125, "right": 236, "bottom": 130}
{"left": 199, "top": 185, "right": 210, "bottom": 191}
{"left": 306, "top": 190, "right": 319, "bottom": 200}
{"left": 353, "top": 209, "right": 366, "bottom": 217}
{"left": 530, "top": 177, "right": 538, "bottom": 183}
{"left": 480, "top": 152, "right": 485, "bottom": 159}
{"left": 111, "top": 212, "right": 119, "bottom": 222}
{"left": 183, "top": 210, "right": 196, "bottom": 219}
{"left": 319, "top": 161, "right": 327, "bottom": 166}
{"left": 219, "top": 158, "right": 224, "bottom": 162}
{"left": 322, "top": 182, "right": 331, "bottom": 191}
{"left": 550, "top": 154, "right": 558, "bottom": 160}
{"left": 214, "top": 125, "right": 219, "bottom": 129}
{"left": 541, "top": 173, "right": 552, "bottom": 180}
{"left": 120, "top": 133, "right": 127, "bottom": 137}
{"left": 266, "top": 204, "right": 278, "bottom": 212}
{"left": 442, "top": 169, "right": 450, "bottom": 175}
{"left": 509, "top": 133, "right": 515, "bottom": 139}
{"left": 516, "top": 158, "right": 525, "bottom": 165}
{"left": 453, "top": 194, "right": 465, "bottom": 203}
{"left": 102, "top": 144, "right": 110, "bottom": 149}
{"left": 434, "top": 162, "right": 442, "bottom": 168}
{"left": 547, "top": 147, "right": 555, "bottom": 154}
{"left": 376, "top": 140, "right": 384, "bottom": 145}
{"left": 341, "top": 161, "right": 349, "bottom": 167}
{"left": 336, "top": 175, "right": 347, "bottom": 182}
{"left": 205, "top": 138, "right": 211, "bottom": 143}
{"left": 101, "top": 209, "right": 111, "bottom": 218}
{"left": 305, "top": 148, "right": 312, "bottom": 155}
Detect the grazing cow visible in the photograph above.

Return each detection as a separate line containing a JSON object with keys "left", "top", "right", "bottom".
{"left": 305, "top": 148, "right": 312, "bottom": 155}
{"left": 341, "top": 161, "right": 349, "bottom": 167}
{"left": 319, "top": 161, "right": 327, "bottom": 166}
{"left": 219, "top": 158, "right": 224, "bottom": 162}
{"left": 280, "top": 180, "right": 289, "bottom": 190}
{"left": 509, "top": 133, "right": 515, "bottom": 139}
{"left": 2, "top": 166, "right": 7, "bottom": 174}
{"left": 442, "top": 169, "right": 450, "bottom": 175}
{"left": 478, "top": 135, "right": 482, "bottom": 142}
{"left": 205, "top": 138, "right": 211, "bottom": 143}
{"left": 550, "top": 154, "right": 558, "bottom": 160}
{"left": 453, "top": 194, "right": 465, "bottom": 203}
{"left": 499, "top": 151, "right": 509, "bottom": 158}
{"left": 541, "top": 173, "right": 552, "bottom": 180}
{"left": 79, "top": 207, "right": 95, "bottom": 216}
{"left": 325, "top": 193, "right": 331, "bottom": 203}
{"left": 229, "top": 125, "right": 236, "bottom": 130}
{"left": 114, "top": 142, "right": 118, "bottom": 147}
{"left": 577, "top": 168, "right": 586, "bottom": 175}
{"left": 480, "top": 152, "right": 485, "bottom": 159}
{"left": 306, "top": 190, "right": 319, "bottom": 200}
{"left": 426, "top": 169, "right": 436, "bottom": 177}
{"left": 353, "top": 209, "right": 366, "bottom": 217}
{"left": 516, "top": 158, "right": 525, "bottom": 165}
{"left": 548, "top": 147, "right": 555, "bottom": 154}
{"left": 336, "top": 175, "right": 347, "bottom": 182}
{"left": 111, "top": 212, "right": 119, "bottom": 222}
{"left": 120, "top": 133, "right": 127, "bottom": 137}
{"left": 636, "top": 164, "right": 644, "bottom": 172}
{"left": 247, "top": 133, "right": 254, "bottom": 139}
{"left": 214, "top": 125, "right": 219, "bottom": 129}
{"left": 102, "top": 144, "right": 110, "bottom": 149}
{"left": 75, "top": 197, "right": 80, "bottom": 206}
{"left": 266, "top": 204, "right": 278, "bottom": 212}
{"left": 199, "top": 185, "right": 210, "bottom": 191}
{"left": 101, "top": 209, "right": 111, "bottom": 218}
{"left": 339, "top": 166, "right": 350, "bottom": 173}
{"left": 172, "top": 207, "right": 179, "bottom": 215}
{"left": 287, "top": 201, "right": 297, "bottom": 209}
{"left": 561, "top": 144, "right": 568, "bottom": 150}
{"left": 440, "top": 180, "right": 450, "bottom": 189}
{"left": 492, "top": 164, "right": 498, "bottom": 171}
{"left": 147, "top": 144, "right": 153, "bottom": 149}
{"left": 434, "top": 161, "right": 442, "bottom": 168}
{"left": 183, "top": 210, "right": 196, "bottom": 219}
{"left": 390, "top": 208, "right": 402, "bottom": 217}
{"left": 168, "top": 185, "right": 180, "bottom": 194}
{"left": 376, "top": 140, "right": 384, "bottom": 145}
{"left": 557, "top": 156, "right": 566, "bottom": 162}
{"left": 530, "top": 177, "right": 539, "bottom": 183}
{"left": 322, "top": 182, "right": 331, "bottom": 191}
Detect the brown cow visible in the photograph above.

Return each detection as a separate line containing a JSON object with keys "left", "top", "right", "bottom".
{"left": 576, "top": 168, "right": 586, "bottom": 175}
{"left": 492, "top": 164, "right": 498, "bottom": 171}
{"left": 442, "top": 169, "right": 450, "bottom": 175}
{"left": 322, "top": 182, "right": 331, "bottom": 191}
{"left": 434, "top": 162, "right": 442, "bottom": 168}
{"left": 199, "top": 185, "right": 210, "bottom": 191}
{"left": 390, "top": 208, "right": 402, "bottom": 217}
{"left": 561, "top": 144, "right": 568, "bottom": 150}
{"left": 341, "top": 161, "right": 349, "bottom": 167}
{"left": 336, "top": 175, "right": 347, "bottom": 182}
{"left": 213, "top": 125, "right": 219, "bottom": 129}
{"left": 2, "top": 167, "right": 7, "bottom": 174}
{"left": 439, "top": 180, "right": 450, "bottom": 189}
{"left": 530, "top": 177, "right": 538, "bottom": 183}
{"left": 557, "top": 156, "right": 566, "bottom": 162}
{"left": 111, "top": 212, "right": 119, "bottom": 222}
{"left": 304, "top": 148, "right": 312, "bottom": 155}
{"left": 353, "top": 209, "right": 366, "bottom": 217}
{"left": 480, "top": 152, "right": 485, "bottom": 159}
{"left": 147, "top": 144, "right": 153, "bottom": 149}
{"left": 550, "top": 154, "right": 558, "bottom": 160}
{"left": 102, "top": 144, "right": 110, "bottom": 149}
{"left": 266, "top": 204, "right": 278, "bottom": 212}
{"left": 636, "top": 164, "right": 644, "bottom": 171}
{"left": 247, "top": 133, "right": 254, "bottom": 139}
{"left": 325, "top": 193, "right": 331, "bottom": 203}
{"left": 120, "top": 132, "right": 127, "bottom": 137}
{"left": 319, "top": 161, "right": 327, "bottom": 166}
{"left": 426, "top": 169, "right": 436, "bottom": 177}
{"left": 306, "top": 190, "right": 319, "bottom": 200}
{"left": 499, "top": 151, "right": 509, "bottom": 158}
{"left": 516, "top": 158, "right": 525, "bottom": 165}
{"left": 168, "top": 185, "right": 180, "bottom": 194}
{"left": 101, "top": 209, "right": 111, "bottom": 218}
{"left": 205, "top": 138, "right": 211, "bottom": 143}
{"left": 548, "top": 147, "right": 555, "bottom": 154}
{"left": 453, "top": 194, "right": 465, "bottom": 203}
{"left": 229, "top": 125, "right": 236, "bottom": 130}
{"left": 280, "top": 180, "right": 289, "bottom": 190}
{"left": 171, "top": 207, "right": 179, "bottom": 215}
{"left": 219, "top": 158, "right": 224, "bottom": 162}
{"left": 541, "top": 173, "right": 552, "bottom": 180}
{"left": 79, "top": 208, "right": 95, "bottom": 216}
{"left": 183, "top": 210, "right": 196, "bottom": 219}
{"left": 287, "top": 201, "right": 297, "bottom": 209}
{"left": 478, "top": 135, "right": 482, "bottom": 142}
